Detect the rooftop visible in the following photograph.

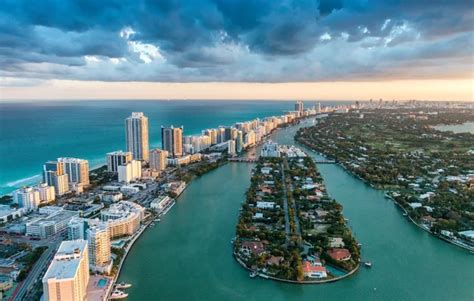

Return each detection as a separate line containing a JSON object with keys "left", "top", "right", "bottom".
{"left": 43, "top": 240, "right": 87, "bottom": 281}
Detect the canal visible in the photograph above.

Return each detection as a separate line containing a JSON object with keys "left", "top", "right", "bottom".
{"left": 119, "top": 121, "right": 474, "bottom": 301}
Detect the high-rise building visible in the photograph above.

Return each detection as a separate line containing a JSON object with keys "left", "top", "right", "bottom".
{"left": 228, "top": 140, "right": 236, "bottom": 156}
{"left": 204, "top": 129, "right": 218, "bottom": 145}
{"left": 126, "top": 112, "right": 149, "bottom": 161}
{"left": 118, "top": 160, "right": 142, "bottom": 183}
{"left": 149, "top": 149, "right": 168, "bottom": 171}
{"left": 53, "top": 174, "right": 70, "bottom": 196}
{"left": 42, "top": 240, "right": 89, "bottom": 301}
{"left": 161, "top": 126, "right": 183, "bottom": 157}
{"left": 58, "top": 157, "right": 90, "bottom": 187}
{"left": 244, "top": 130, "right": 256, "bottom": 147}
{"left": 43, "top": 158, "right": 89, "bottom": 195}
{"left": 217, "top": 127, "right": 226, "bottom": 143}
{"left": 224, "top": 127, "right": 232, "bottom": 141}
{"left": 295, "top": 101, "right": 304, "bottom": 112}
{"left": 43, "top": 160, "right": 70, "bottom": 196}
{"left": 236, "top": 130, "right": 243, "bottom": 153}
{"left": 87, "top": 222, "right": 111, "bottom": 273}
{"left": 13, "top": 187, "right": 40, "bottom": 211}
{"left": 101, "top": 201, "right": 144, "bottom": 238}
{"left": 107, "top": 150, "right": 133, "bottom": 173}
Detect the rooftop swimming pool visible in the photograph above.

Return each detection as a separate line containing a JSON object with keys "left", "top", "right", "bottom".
{"left": 97, "top": 278, "right": 107, "bottom": 288}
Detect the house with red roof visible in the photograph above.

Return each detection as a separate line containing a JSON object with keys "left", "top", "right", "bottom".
{"left": 327, "top": 248, "right": 351, "bottom": 261}
{"left": 302, "top": 261, "right": 327, "bottom": 279}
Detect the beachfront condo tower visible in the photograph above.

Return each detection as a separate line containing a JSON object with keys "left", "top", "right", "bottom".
{"left": 107, "top": 150, "right": 133, "bottom": 173}
{"left": 126, "top": 112, "right": 149, "bottom": 161}
{"left": 161, "top": 126, "right": 183, "bottom": 158}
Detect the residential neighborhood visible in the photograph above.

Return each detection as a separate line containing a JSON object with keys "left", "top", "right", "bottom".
{"left": 233, "top": 143, "right": 360, "bottom": 283}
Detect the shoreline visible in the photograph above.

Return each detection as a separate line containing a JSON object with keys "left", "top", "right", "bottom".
{"left": 111, "top": 120, "right": 308, "bottom": 292}
{"left": 232, "top": 137, "right": 361, "bottom": 285}
{"left": 295, "top": 138, "right": 474, "bottom": 253}
{"left": 233, "top": 251, "right": 360, "bottom": 284}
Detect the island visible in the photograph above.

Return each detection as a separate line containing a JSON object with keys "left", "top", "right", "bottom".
{"left": 233, "top": 142, "right": 360, "bottom": 283}
{"left": 296, "top": 107, "right": 474, "bottom": 251}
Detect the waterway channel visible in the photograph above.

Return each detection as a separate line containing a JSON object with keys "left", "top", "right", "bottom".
{"left": 119, "top": 121, "right": 474, "bottom": 301}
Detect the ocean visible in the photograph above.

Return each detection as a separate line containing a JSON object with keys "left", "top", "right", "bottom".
{"left": 0, "top": 100, "right": 351, "bottom": 195}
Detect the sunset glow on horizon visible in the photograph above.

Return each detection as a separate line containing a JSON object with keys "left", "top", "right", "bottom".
{"left": 1, "top": 79, "right": 473, "bottom": 102}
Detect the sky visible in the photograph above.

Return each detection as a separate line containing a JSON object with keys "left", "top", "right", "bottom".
{"left": 0, "top": 0, "right": 473, "bottom": 101}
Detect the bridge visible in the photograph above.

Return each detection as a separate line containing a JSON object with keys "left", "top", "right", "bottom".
{"left": 314, "top": 160, "right": 337, "bottom": 164}
{"left": 228, "top": 157, "right": 258, "bottom": 163}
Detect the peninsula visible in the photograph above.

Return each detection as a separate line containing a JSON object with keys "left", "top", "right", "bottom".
{"left": 233, "top": 141, "right": 360, "bottom": 283}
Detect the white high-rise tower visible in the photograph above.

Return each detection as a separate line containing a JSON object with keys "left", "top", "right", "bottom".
{"left": 126, "top": 112, "right": 149, "bottom": 161}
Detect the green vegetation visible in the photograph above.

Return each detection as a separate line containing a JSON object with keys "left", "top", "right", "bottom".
{"left": 17, "top": 246, "right": 47, "bottom": 281}
{"left": 296, "top": 108, "right": 474, "bottom": 240}
{"left": 0, "top": 195, "right": 12, "bottom": 205}
{"left": 175, "top": 156, "right": 227, "bottom": 183}
{"left": 234, "top": 153, "right": 359, "bottom": 282}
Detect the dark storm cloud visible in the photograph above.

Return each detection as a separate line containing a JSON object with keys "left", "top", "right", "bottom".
{"left": 0, "top": 0, "right": 472, "bottom": 82}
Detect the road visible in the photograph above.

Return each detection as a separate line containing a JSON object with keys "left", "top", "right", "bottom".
{"left": 9, "top": 237, "right": 61, "bottom": 301}
{"left": 281, "top": 159, "right": 302, "bottom": 238}
{"left": 279, "top": 163, "right": 291, "bottom": 243}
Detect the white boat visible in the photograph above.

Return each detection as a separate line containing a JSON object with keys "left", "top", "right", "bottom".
{"left": 249, "top": 271, "right": 258, "bottom": 278}
{"left": 110, "top": 290, "right": 128, "bottom": 299}
{"left": 364, "top": 262, "right": 372, "bottom": 268}
{"left": 114, "top": 282, "right": 132, "bottom": 289}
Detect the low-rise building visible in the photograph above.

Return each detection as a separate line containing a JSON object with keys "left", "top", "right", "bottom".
{"left": 118, "top": 160, "right": 142, "bottom": 183}
{"left": 26, "top": 209, "right": 79, "bottom": 239}
{"left": 302, "top": 261, "right": 327, "bottom": 279}
{"left": 240, "top": 241, "right": 265, "bottom": 256}
{"left": 13, "top": 187, "right": 40, "bottom": 211}
{"left": 256, "top": 201, "right": 275, "bottom": 209}
{"left": 327, "top": 248, "right": 351, "bottom": 261}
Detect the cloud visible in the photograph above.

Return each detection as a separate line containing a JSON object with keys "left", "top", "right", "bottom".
{"left": 0, "top": 0, "right": 472, "bottom": 84}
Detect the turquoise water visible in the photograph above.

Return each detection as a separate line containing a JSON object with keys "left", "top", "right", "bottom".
{"left": 118, "top": 121, "right": 474, "bottom": 301}
{"left": 0, "top": 100, "right": 348, "bottom": 195}
{"left": 434, "top": 121, "right": 474, "bottom": 134}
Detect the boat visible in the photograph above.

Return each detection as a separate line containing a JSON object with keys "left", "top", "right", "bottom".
{"left": 110, "top": 290, "right": 128, "bottom": 299}
{"left": 249, "top": 271, "right": 258, "bottom": 278}
{"left": 364, "top": 261, "right": 372, "bottom": 268}
{"left": 403, "top": 213, "right": 408, "bottom": 216}
{"left": 114, "top": 282, "right": 132, "bottom": 289}
{"left": 230, "top": 238, "right": 235, "bottom": 244}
